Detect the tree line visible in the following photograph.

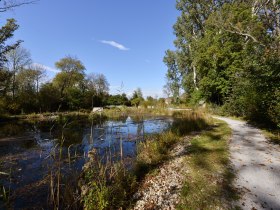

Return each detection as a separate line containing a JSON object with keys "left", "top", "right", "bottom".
{"left": 0, "top": 47, "right": 166, "bottom": 114}
{"left": 0, "top": 47, "right": 111, "bottom": 113}
{"left": 164, "top": 0, "right": 280, "bottom": 127}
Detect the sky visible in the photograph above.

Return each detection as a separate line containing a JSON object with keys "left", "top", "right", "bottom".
{"left": 1, "top": 0, "right": 179, "bottom": 98}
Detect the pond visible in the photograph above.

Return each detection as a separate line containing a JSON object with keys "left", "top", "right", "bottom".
{"left": 0, "top": 116, "right": 173, "bottom": 209}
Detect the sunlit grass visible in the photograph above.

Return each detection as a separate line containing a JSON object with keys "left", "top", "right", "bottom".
{"left": 177, "top": 119, "right": 237, "bottom": 210}
{"left": 262, "top": 129, "right": 280, "bottom": 145}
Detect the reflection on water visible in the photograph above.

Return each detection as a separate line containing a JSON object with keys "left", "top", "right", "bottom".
{"left": 0, "top": 116, "right": 172, "bottom": 209}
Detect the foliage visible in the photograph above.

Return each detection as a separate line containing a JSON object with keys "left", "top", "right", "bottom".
{"left": 165, "top": 0, "right": 280, "bottom": 127}
{"left": 39, "top": 83, "right": 60, "bottom": 112}
{"left": 0, "top": 54, "right": 113, "bottom": 114}
{"left": 0, "top": 18, "right": 20, "bottom": 67}
{"left": 131, "top": 88, "right": 144, "bottom": 107}
{"left": 53, "top": 56, "right": 85, "bottom": 109}
{"left": 106, "top": 93, "right": 130, "bottom": 106}
{"left": 163, "top": 50, "right": 181, "bottom": 103}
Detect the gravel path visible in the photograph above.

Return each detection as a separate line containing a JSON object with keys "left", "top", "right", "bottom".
{"left": 215, "top": 117, "right": 280, "bottom": 210}
{"left": 132, "top": 137, "right": 190, "bottom": 210}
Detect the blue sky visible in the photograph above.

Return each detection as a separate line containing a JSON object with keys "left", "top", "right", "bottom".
{"left": 1, "top": 0, "right": 179, "bottom": 98}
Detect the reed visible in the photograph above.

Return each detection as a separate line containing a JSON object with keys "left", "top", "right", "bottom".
{"left": 81, "top": 152, "right": 137, "bottom": 210}
{"left": 171, "top": 111, "right": 211, "bottom": 136}
{"left": 0, "top": 168, "right": 12, "bottom": 206}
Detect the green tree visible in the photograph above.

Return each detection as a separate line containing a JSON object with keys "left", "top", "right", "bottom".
{"left": 163, "top": 50, "right": 181, "bottom": 104}
{"left": 53, "top": 56, "right": 85, "bottom": 110}
{"left": 16, "top": 68, "right": 37, "bottom": 113}
{"left": 0, "top": 18, "right": 21, "bottom": 68}
{"left": 106, "top": 94, "right": 130, "bottom": 106}
{"left": 131, "top": 88, "right": 144, "bottom": 107}
{"left": 39, "top": 83, "right": 60, "bottom": 112}
{"left": 166, "top": 0, "right": 280, "bottom": 127}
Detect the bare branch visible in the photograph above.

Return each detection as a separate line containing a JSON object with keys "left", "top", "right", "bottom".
{"left": 0, "top": 0, "right": 38, "bottom": 12}
{"left": 211, "top": 20, "right": 265, "bottom": 47}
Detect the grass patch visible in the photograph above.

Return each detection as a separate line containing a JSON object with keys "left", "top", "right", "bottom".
{"left": 178, "top": 119, "right": 237, "bottom": 210}
{"left": 262, "top": 129, "right": 280, "bottom": 145}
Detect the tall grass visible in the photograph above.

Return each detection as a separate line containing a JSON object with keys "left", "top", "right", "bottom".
{"left": 135, "top": 131, "right": 180, "bottom": 176}
{"left": 48, "top": 121, "right": 83, "bottom": 210}
{"left": 81, "top": 152, "right": 137, "bottom": 210}
{"left": 171, "top": 111, "right": 212, "bottom": 136}
{"left": 102, "top": 107, "right": 173, "bottom": 120}
{"left": 0, "top": 168, "right": 11, "bottom": 205}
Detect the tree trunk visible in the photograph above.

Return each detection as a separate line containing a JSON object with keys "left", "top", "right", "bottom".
{"left": 12, "top": 71, "right": 15, "bottom": 100}
{"left": 193, "top": 64, "right": 198, "bottom": 90}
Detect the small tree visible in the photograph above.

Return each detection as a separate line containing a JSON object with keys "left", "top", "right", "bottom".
{"left": 53, "top": 56, "right": 85, "bottom": 109}
{"left": 131, "top": 88, "right": 144, "bottom": 107}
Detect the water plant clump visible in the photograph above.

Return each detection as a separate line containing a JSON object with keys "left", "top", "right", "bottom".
{"left": 81, "top": 149, "right": 138, "bottom": 210}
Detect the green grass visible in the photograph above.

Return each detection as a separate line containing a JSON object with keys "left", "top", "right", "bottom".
{"left": 262, "top": 129, "right": 280, "bottom": 145}
{"left": 178, "top": 120, "right": 237, "bottom": 210}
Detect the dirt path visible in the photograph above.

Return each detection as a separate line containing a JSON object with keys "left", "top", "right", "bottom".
{"left": 215, "top": 117, "right": 280, "bottom": 210}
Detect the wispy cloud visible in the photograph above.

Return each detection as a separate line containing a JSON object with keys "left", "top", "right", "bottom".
{"left": 100, "top": 40, "right": 130, "bottom": 51}
{"left": 32, "top": 63, "right": 60, "bottom": 73}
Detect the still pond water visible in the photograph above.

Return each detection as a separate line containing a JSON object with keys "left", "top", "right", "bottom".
{"left": 0, "top": 116, "right": 172, "bottom": 209}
